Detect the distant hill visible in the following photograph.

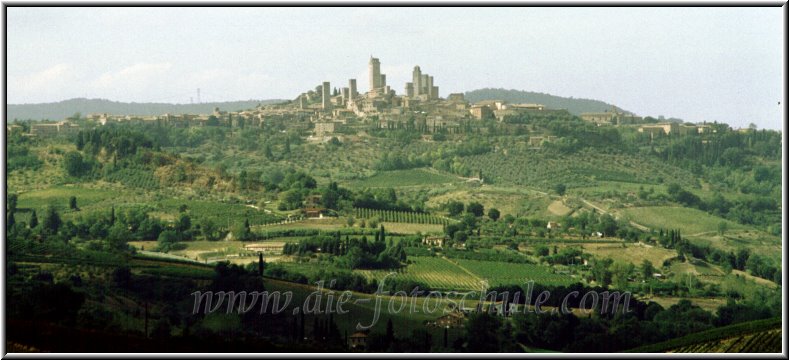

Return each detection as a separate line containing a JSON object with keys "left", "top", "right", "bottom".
{"left": 464, "top": 88, "right": 629, "bottom": 115}
{"left": 6, "top": 98, "right": 287, "bottom": 121}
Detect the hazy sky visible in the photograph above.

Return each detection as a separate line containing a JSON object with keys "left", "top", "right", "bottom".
{"left": 5, "top": 7, "right": 784, "bottom": 129}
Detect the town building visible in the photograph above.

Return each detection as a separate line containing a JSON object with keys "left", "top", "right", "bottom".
{"left": 638, "top": 123, "right": 679, "bottom": 136}
{"left": 30, "top": 121, "right": 80, "bottom": 137}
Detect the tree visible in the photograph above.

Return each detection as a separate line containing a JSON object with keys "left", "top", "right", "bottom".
{"left": 177, "top": 214, "right": 191, "bottom": 233}
{"left": 464, "top": 312, "right": 505, "bottom": 352}
{"left": 63, "top": 151, "right": 89, "bottom": 177}
{"left": 258, "top": 253, "right": 265, "bottom": 276}
{"left": 467, "top": 202, "right": 484, "bottom": 217}
{"left": 232, "top": 219, "right": 252, "bottom": 241}
{"left": 347, "top": 216, "right": 355, "bottom": 227}
{"left": 446, "top": 201, "right": 464, "bottom": 217}
{"left": 554, "top": 183, "right": 566, "bottom": 196}
{"left": 7, "top": 193, "right": 18, "bottom": 213}
{"left": 107, "top": 222, "right": 132, "bottom": 250}
{"left": 42, "top": 206, "right": 62, "bottom": 235}
{"left": 735, "top": 248, "right": 750, "bottom": 270}
{"left": 7, "top": 211, "right": 15, "bottom": 228}
{"left": 157, "top": 230, "right": 180, "bottom": 252}
{"left": 69, "top": 196, "right": 78, "bottom": 210}
{"left": 488, "top": 208, "right": 500, "bottom": 221}
{"left": 29, "top": 209, "right": 38, "bottom": 229}
{"left": 199, "top": 218, "right": 219, "bottom": 241}
{"left": 717, "top": 221, "right": 728, "bottom": 236}
{"left": 640, "top": 259, "right": 656, "bottom": 280}
{"left": 535, "top": 245, "right": 550, "bottom": 257}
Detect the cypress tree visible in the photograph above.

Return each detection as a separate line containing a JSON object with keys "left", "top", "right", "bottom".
{"left": 29, "top": 209, "right": 38, "bottom": 229}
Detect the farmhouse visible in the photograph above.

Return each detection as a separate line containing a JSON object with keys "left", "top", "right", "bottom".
{"left": 546, "top": 221, "right": 560, "bottom": 230}
{"left": 303, "top": 207, "right": 327, "bottom": 219}
{"left": 426, "top": 309, "right": 466, "bottom": 328}
{"left": 348, "top": 330, "right": 369, "bottom": 350}
{"left": 422, "top": 235, "right": 447, "bottom": 248}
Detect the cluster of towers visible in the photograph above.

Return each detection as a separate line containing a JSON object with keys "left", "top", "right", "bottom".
{"left": 300, "top": 56, "right": 440, "bottom": 112}
{"left": 308, "top": 78, "right": 359, "bottom": 110}
{"left": 405, "top": 66, "right": 438, "bottom": 100}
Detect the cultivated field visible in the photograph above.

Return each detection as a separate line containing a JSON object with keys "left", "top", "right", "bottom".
{"left": 352, "top": 168, "right": 460, "bottom": 188}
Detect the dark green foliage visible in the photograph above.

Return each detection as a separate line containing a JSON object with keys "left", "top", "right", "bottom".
{"left": 487, "top": 208, "right": 500, "bottom": 221}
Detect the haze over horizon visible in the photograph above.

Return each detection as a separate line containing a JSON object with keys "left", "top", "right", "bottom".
{"left": 5, "top": 7, "right": 784, "bottom": 130}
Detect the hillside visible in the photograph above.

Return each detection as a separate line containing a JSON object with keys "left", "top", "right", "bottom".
{"left": 625, "top": 317, "right": 782, "bottom": 353}
{"left": 6, "top": 98, "right": 286, "bottom": 121}
{"left": 464, "top": 88, "right": 627, "bottom": 115}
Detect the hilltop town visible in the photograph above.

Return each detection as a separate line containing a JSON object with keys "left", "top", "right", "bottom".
{"left": 5, "top": 55, "right": 782, "bottom": 354}
{"left": 10, "top": 56, "right": 731, "bottom": 142}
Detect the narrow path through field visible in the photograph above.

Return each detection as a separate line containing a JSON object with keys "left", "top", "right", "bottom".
{"left": 580, "top": 197, "right": 651, "bottom": 231}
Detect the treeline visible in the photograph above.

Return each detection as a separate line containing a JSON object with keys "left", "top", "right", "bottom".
{"left": 6, "top": 131, "right": 43, "bottom": 172}
{"left": 374, "top": 136, "right": 492, "bottom": 171}
{"left": 282, "top": 226, "right": 407, "bottom": 270}
{"left": 656, "top": 128, "right": 781, "bottom": 169}
{"left": 665, "top": 183, "right": 779, "bottom": 231}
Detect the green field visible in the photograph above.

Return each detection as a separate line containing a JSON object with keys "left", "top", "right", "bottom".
{"left": 156, "top": 198, "right": 282, "bottom": 226}
{"left": 356, "top": 256, "right": 483, "bottom": 291}
{"left": 354, "top": 207, "right": 453, "bottom": 225}
{"left": 620, "top": 206, "right": 744, "bottom": 236}
{"left": 454, "top": 259, "right": 576, "bottom": 287}
{"left": 352, "top": 168, "right": 460, "bottom": 188}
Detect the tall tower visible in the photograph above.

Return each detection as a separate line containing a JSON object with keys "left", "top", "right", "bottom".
{"left": 349, "top": 79, "right": 358, "bottom": 98}
{"left": 412, "top": 66, "right": 422, "bottom": 97}
{"left": 322, "top": 81, "right": 331, "bottom": 110}
{"left": 369, "top": 57, "right": 381, "bottom": 92}
{"left": 341, "top": 87, "right": 350, "bottom": 105}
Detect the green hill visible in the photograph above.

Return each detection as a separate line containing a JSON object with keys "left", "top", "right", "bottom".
{"left": 464, "top": 88, "right": 627, "bottom": 115}
{"left": 6, "top": 98, "right": 286, "bottom": 121}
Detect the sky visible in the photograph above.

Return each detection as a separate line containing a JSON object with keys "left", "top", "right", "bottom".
{"left": 5, "top": 7, "right": 785, "bottom": 129}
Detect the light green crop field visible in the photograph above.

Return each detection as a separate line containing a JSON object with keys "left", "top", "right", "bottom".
{"left": 356, "top": 256, "right": 483, "bottom": 291}
{"left": 15, "top": 185, "right": 123, "bottom": 211}
{"left": 620, "top": 206, "right": 745, "bottom": 236}
{"left": 352, "top": 168, "right": 461, "bottom": 188}
{"left": 156, "top": 198, "right": 281, "bottom": 226}
{"left": 453, "top": 259, "right": 577, "bottom": 287}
